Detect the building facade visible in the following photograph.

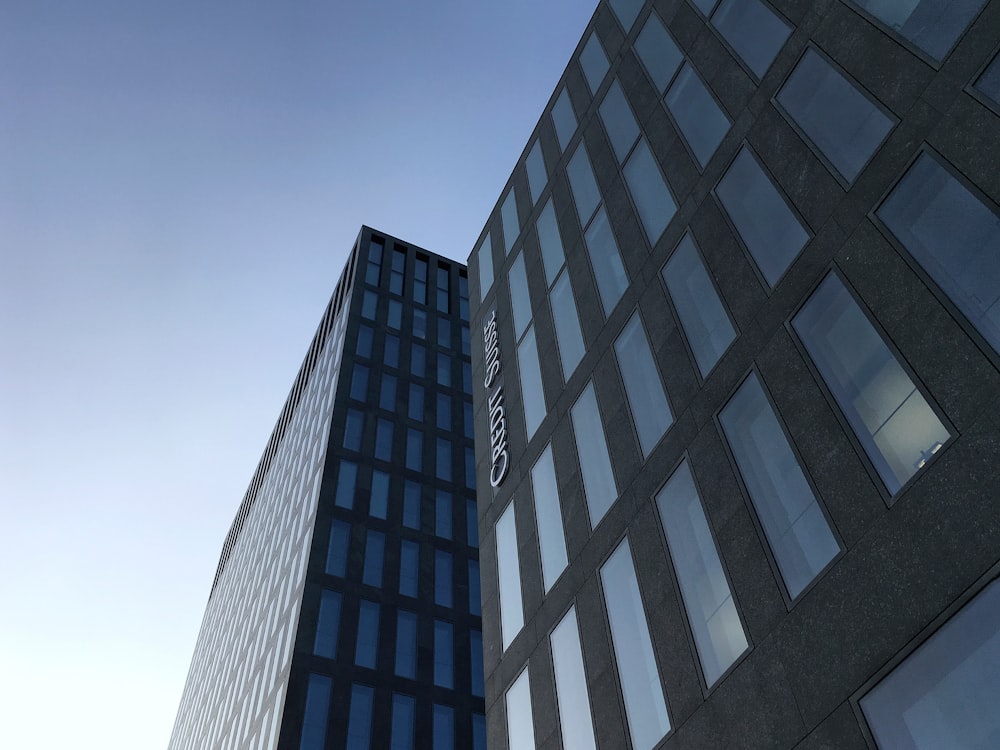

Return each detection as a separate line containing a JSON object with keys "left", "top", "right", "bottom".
{"left": 168, "top": 227, "right": 485, "bottom": 750}
{"left": 468, "top": 0, "right": 1000, "bottom": 748}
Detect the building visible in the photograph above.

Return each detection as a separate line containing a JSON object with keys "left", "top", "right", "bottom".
{"left": 167, "top": 227, "right": 485, "bottom": 750}
{"left": 468, "top": 0, "right": 1000, "bottom": 748}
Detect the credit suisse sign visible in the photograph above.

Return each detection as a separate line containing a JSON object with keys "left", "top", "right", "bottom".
{"left": 482, "top": 309, "right": 509, "bottom": 487}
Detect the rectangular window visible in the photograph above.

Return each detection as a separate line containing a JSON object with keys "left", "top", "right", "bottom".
{"left": 363, "top": 531, "right": 385, "bottom": 587}
{"left": 477, "top": 233, "right": 494, "bottom": 301}
{"left": 384, "top": 334, "right": 400, "bottom": 368}
{"left": 570, "top": 382, "right": 618, "bottom": 528}
{"left": 550, "top": 270, "right": 586, "bottom": 381}
{"left": 390, "top": 694, "right": 415, "bottom": 750}
{"left": 711, "top": 0, "right": 790, "bottom": 79}
{"left": 437, "top": 266, "right": 450, "bottom": 313}
{"left": 375, "top": 418, "right": 393, "bottom": 461}
{"left": 517, "top": 326, "right": 546, "bottom": 440}
{"left": 496, "top": 501, "right": 525, "bottom": 649}
{"left": 466, "top": 448, "right": 476, "bottom": 492}
{"left": 466, "top": 498, "right": 479, "bottom": 547}
{"left": 343, "top": 410, "right": 363, "bottom": 452}
{"left": 413, "top": 309, "right": 427, "bottom": 340}
{"left": 408, "top": 383, "right": 424, "bottom": 422}
{"left": 656, "top": 460, "right": 748, "bottom": 686}
{"left": 462, "top": 362, "right": 472, "bottom": 395}
{"left": 552, "top": 88, "right": 577, "bottom": 152}
{"left": 433, "top": 705, "right": 454, "bottom": 750}
{"left": 777, "top": 49, "right": 893, "bottom": 183}
{"left": 600, "top": 80, "right": 640, "bottom": 164}
{"left": 410, "top": 343, "right": 426, "bottom": 378}
{"left": 530, "top": 443, "right": 569, "bottom": 591}
{"left": 470, "top": 630, "right": 485, "bottom": 697}
{"left": 469, "top": 559, "right": 482, "bottom": 616}
{"left": 355, "top": 600, "right": 380, "bottom": 668}
{"left": 580, "top": 32, "right": 609, "bottom": 93}
{"left": 792, "top": 273, "right": 951, "bottom": 495}
{"left": 314, "top": 589, "right": 342, "bottom": 659}
{"left": 666, "top": 63, "right": 731, "bottom": 170}
{"left": 435, "top": 490, "right": 453, "bottom": 539}
{"left": 718, "top": 372, "right": 840, "bottom": 598}
{"left": 361, "top": 290, "right": 378, "bottom": 320}
{"left": 609, "top": 0, "right": 643, "bottom": 30}
{"left": 399, "top": 540, "right": 419, "bottom": 598}
{"left": 414, "top": 257, "right": 428, "bottom": 305}
{"left": 550, "top": 607, "right": 597, "bottom": 750}
{"left": 614, "top": 312, "right": 673, "bottom": 456}
{"left": 437, "top": 317, "right": 451, "bottom": 349}
{"left": 406, "top": 428, "right": 423, "bottom": 471}
{"left": 335, "top": 460, "right": 358, "bottom": 509}
{"left": 716, "top": 147, "right": 809, "bottom": 288}
{"left": 584, "top": 208, "right": 629, "bottom": 315}
{"left": 473, "top": 715, "right": 486, "bottom": 750}
{"left": 388, "top": 299, "right": 402, "bottom": 329}
{"left": 860, "top": 579, "right": 1000, "bottom": 748}
{"left": 436, "top": 437, "right": 453, "bottom": 481}
{"left": 403, "top": 481, "right": 421, "bottom": 529}
{"left": 976, "top": 51, "right": 1000, "bottom": 107}
{"left": 459, "top": 275, "right": 469, "bottom": 321}
{"left": 567, "top": 144, "right": 601, "bottom": 227}
{"left": 526, "top": 139, "right": 547, "bottom": 204}
{"left": 390, "top": 248, "right": 405, "bottom": 295}
{"left": 356, "top": 325, "right": 373, "bottom": 358}
{"left": 395, "top": 610, "right": 418, "bottom": 678}
{"left": 461, "top": 324, "right": 470, "bottom": 355}
{"left": 506, "top": 669, "right": 536, "bottom": 750}
{"left": 876, "top": 152, "right": 1000, "bottom": 355}
{"left": 436, "top": 353, "right": 451, "bottom": 387}
{"left": 345, "top": 684, "right": 374, "bottom": 750}
{"left": 435, "top": 550, "right": 453, "bottom": 608}
{"left": 366, "top": 237, "right": 384, "bottom": 286}
{"left": 849, "top": 0, "right": 987, "bottom": 61}
{"left": 536, "top": 198, "right": 566, "bottom": 286}
{"left": 501, "top": 189, "right": 520, "bottom": 254}
{"left": 370, "top": 470, "right": 390, "bottom": 519}
{"left": 624, "top": 137, "right": 677, "bottom": 243}
{"left": 379, "top": 374, "right": 397, "bottom": 411}
{"left": 463, "top": 402, "right": 474, "bottom": 439}
{"left": 635, "top": 12, "right": 683, "bottom": 93}
{"left": 436, "top": 392, "right": 451, "bottom": 431}
{"left": 508, "top": 252, "right": 532, "bottom": 339}
{"left": 299, "top": 673, "right": 333, "bottom": 750}
{"left": 325, "top": 519, "right": 350, "bottom": 576}
{"left": 662, "top": 233, "right": 737, "bottom": 377}
{"left": 600, "top": 538, "right": 671, "bottom": 749}
{"left": 433, "top": 620, "right": 454, "bottom": 688}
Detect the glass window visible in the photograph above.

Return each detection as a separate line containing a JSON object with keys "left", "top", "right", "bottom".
{"left": 388, "top": 299, "right": 403, "bottom": 329}
{"left": 477, "top": 232, "right": 494, "bottom": 301}
{"left": 395, "top": 610, "right": 418, "bottom": 678}
{"left": 793, "top": 273, "right": 951, "bottom": 494}
{"left": 438, "top": 317, "right": 451, "bottom": 349}
{"left": 466, "top": 499, "right": 479, "bottom": 547}
{"left": 379, "top": 374, "right": 397, "bottom": 411}
{"left": 530, "top": 444, "right": 568, "bottom": 592}
{"left": 849, "top": 0, "right": 987, "bottom": 61}
{"left": 584, "top": 207, "right": 629, "bottom": 315}
{"left": 517, "top": 326, "right": 546, "bottom": 440}
{"left": 390, "top": 248, "right": 405, "bottom": 295}
{"left": 600, "top": 538, "right": 671, "bottom": 749}
{"left": 413, "top": 309, "right": 427, "bottom": 340}
{"left": 375, "top": 418, "right": 393, "bottom": 461}
{"left": 666, "top": 63, "right": 731, "bottom": 169}
{"left": 662, "top": 233, "right": 737, "bottom": 377}
{"left": 356, "top": 324, "right": 373, "bottom": 358}
{"left": 860, "top": 579, "right": 1000, "bottom": 748}
{"left": 470, "top": 630, "right": 485, "bottom": 697}
{"left": 502, "top": 189, "right": 520, "bottom": 254}
{"left": 325, "top": 519, "right": 350, "bottom": 576}
{"left": 552, "top": 88, "right": 577, "bottom": 152}
{"left": 570, "top": 382, "right": 618, "bottom": 528}
{"left": 550, "top": 606, "right": 598, "bottom": 750}
{"left": 437, "top": 353, "right": 452, "bottom": 387}
{"left": 363, "top": 531, "right": 385, "bottom": 588}
{"left": 463, "top": 402, "right": 474, "bottom": 439}
{"left": 406, "top": 429, "right": 423, "bottom": 471}
{"left": 716, "top": 147, "right": 809, "bottom": 288}
{"left": 408, "top": 383, "right": 424, "bottom": 422}
{"left": 384, "top": 334, "right": 400, "bottom": 368}
{"left": 876, "top": 152, "right": 1000, "bottom": 355}
{"left": 344, "top": 410, "right": 363, "bottom": 452}
{"left": 580, "top": 32, "right": 610, "bottom": 93}
{"left": 335, "top": 460, "right": 358, "bottom": 509}
{"left": 370, "top": 470, "right": 389, "bottom": 519}
{"left": 355, "top": 600, "right": 380, "bottom": 668}
{"left": 433, "top": 705, "right": 454, "bottom": 750}
{"left": 614, "top": 312, "right": 674, "bottom": 457}
{"left": 473, "top": 714, "right": 487, "bottom": 750}
{"left": 550, "top": 270, "right": 586, "bottom": 381}
{"left": 461, "top": 324, "right": 470, "bottom": 355}
{"left": 976, "top": 52, "right": 1000, "bottom": 106}
{"left": 403, "top": 481, "right": 421, "bottom": 529}
{"left": 400, "top": 540, "right": 419, "bottom": 598}
{"left": 469, "top": 559, "right": 482, "bottom": 616}
{"left": 718, "top": 372, "right": 840, "bottom": 598}
{"left": 462, "top": 362, "right": 472, "bottom": 395}
{"left": 567, "top": 144, "right": 602, "bottom": 226}
{"left": 635, "top": 12, "right": 683, "bottom": 93}
{"left": 777, "top": 49, "right": 893, "bottom": 183}
{"left": 436, "top": 437, "right": 452, "bottom": 481}
{"left": 609, "top": 0, "right": 644, "bottom": 30}
{"left": 433, "top": 620, "right": 454, "bottom": 688}
{"left": 506, "top": 669, "right": 536, "bottom": 750}
{"left": 414, "top": 257, "right": 428, "bottom": 305}
{"left": 509, "top": 252, "right": 532, "bottom": 339}
{"left": 366, "top": 237, "right": 384, "bottom": 286}
{"left": 437, "top": 265, "right": 450, "bottom": 313}
{"left": 314, "top": 589, "right": 342, "bottom": 659}
{"left": 536, "top": 198, "right": 566, "bottom": 286}
{"left": 435, "top": 550, "right": 453, "bottom": 608}
{"left": 345, "top": 684, "right": 374, "bottom": 750}
{"left": 526, "top": 139, "right": 547, "bottom": 204}
{"left": 496, "top": 501, "right": 525, "bottom": 649}
{"left": 435, "top": 490, "right": 453, "bottom": 539}
{"left": 465, "top": 447, "right": 476, "bottom": 490}
{"left": 624, "top": 137, "right": 677, "bottom": 243}
{"left": 390, "top": 694, "right": 415, "bottom": 750}
{"left": 711, "top": 0, "right": 791, "bottom": 79}
{"left": 436, "top": 392, "right": 451, "bottom": 431}
{"left": 600, "top": 80, "right": 640, "bottom": 163}
{"left": 459, "top": 275, "right": 470, "bottom": 322}
{"left": 656, "top": 460, "right": 748, "bottom": 686}
{"left": 410, "top": 343, "right": 426, "bottom": 378}
{"left": 361, "top": 290, "right": 377, "bottom": 320}
{"left": 299, "top": 673, "right": 332, "bottom": 750}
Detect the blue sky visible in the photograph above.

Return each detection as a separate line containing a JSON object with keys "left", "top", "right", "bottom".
{"left": 0, "top": 2, "right": 595, "bottom": 747}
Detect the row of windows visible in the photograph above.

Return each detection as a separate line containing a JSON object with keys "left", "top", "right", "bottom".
{"left": 300, "top": 676, "right": 486, "bottom": 750}
{"left": 354, "top": 328, "right": 472, "bottom": 392}
{"left": 365, "top": 237, "right": 469, "bottom": 319}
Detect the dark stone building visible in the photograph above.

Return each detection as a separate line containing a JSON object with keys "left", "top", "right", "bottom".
{"left": 468, "top": 0, "right": 1000, "bottom": 748}
{"left": 168, "top": 227, "right": 484, "bottom": 750}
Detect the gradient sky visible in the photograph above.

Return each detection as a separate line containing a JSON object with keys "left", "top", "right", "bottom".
{"left": 0, "top": 2, "right": 595, "bottom": 747}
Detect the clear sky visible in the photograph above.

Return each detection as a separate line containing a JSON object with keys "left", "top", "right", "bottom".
{"left": 0, "top": 2, "right": 595, "bottom": 747}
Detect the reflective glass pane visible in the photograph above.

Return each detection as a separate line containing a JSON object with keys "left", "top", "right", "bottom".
{"left": 410, "top": 343, "right": 425, "bottom": 378}
{"left": 314, "top": 589, "right": 342, "bottom": 659}
{"left": 666, "top": 63, "right": 731, "bottom": 169}
{"left": 325, "top": 520, "right": 350, "bottom": 577}
{"left": 355, "top": 600, "right": 379, "bottom": 668}
{"left": 335, "top": 460, "right": 357, "bottom": 508}
{"left": 656, "top": 460, "right": 748, "bottom": 685}
{"left": 433, "top": 705, "right": 454, "bottom": 750}
{"left": 467, "top": 498, "right": 479, "bottom": 547}
{"left": 536, "top": 199, "right": 566, "bottom": 286}
{"left": 850, "top": 0, "right": 987, "bottom": 61}
{"left": 530, "top": 444, "right": 568, "bottom": 591}
{"left": 712, "top": 0, "right": 791, "bottom": 79}
{"left": 388, "top": 299, "right": 402, "bottom": 329}
{"left": 473, "top": 714, "right": 487, "bottom": 750}
{"left": 436, "top": 437, "right": 452, "bottom": 481}
{"left": 470, "top": 630, "right": 485, "bottom": 697}
{"left": 361, "top": 290, "right": 377, "bottom": 320}
{"left": 435, "top": 490, "right": 452, "bottom": 539}
{"left": 370, "top": 470, "right": 389, "bottom": 519}
{"left": 716, "top": 147, "right": 809, "bottom": 287}
{"left": 610, "top": 0, "right": 644, "bottom": 29}
{"left": 977, "top": 52, "right": 1000, "bottom": 106}
{"left": 600, "top": 80, "right": 640, "bottom": 163}
{"left": 567, "top": 144, "right": 602, "bottom": 226}
{"left": 580, "top": 32, "right": 609, "bottom": 93}
{"left": 550, "top": 606, "right": 598, "bottom": 750}
{"left": 793, "top": 273, "right": 951, "bottom": 494}
{"left": 437, "top": 353, "right": 451, "bottom": 387}
{"left": 346, "top": 684, "right": 374, "bottom": 750}
{"left": 552, "top": 88, "right": 577, "bottom": 152}
{"left": 408, "top": 383, "right": 424, "bottom": 422}
{"left": 718, "top": 372, "right": 840, "bottom": 598}
{"left": 517, "top": 326, "right": 546, "bottom": 439}
{"left": 436, "top": 392, "right": 450, "bottom": 433}
{"left": 584, "top": 207, "right": 629, "bottom": 315}
{"left": 469, "top": 559, "right": 482, "bottom": 616}
{"left": 435, "top": 550, "right": 453, "bottom": 608}
{"left": 502, "top": 189, "right": 520, "bottom": 254}
{"left": 384, "top": 334, "right": 400, "bottom": 368}
{"left": 344, "top": 411, "right": 363, "bottom": 452}
{"left": 406, "top": 428, "right": 423, "bottom": 471}
{"left": 390, "top": 694, "right": 415, "bottom": 750}
{"left": 692, "top": 0, "right": 720, "bottom": 14}
{"left": 299, "top": 673, "right": 332, "bottom": 750}
{"left": 635, "top": 12, "right": 684, "bottom": 93}
{"left": 438, "top": 317, "right": 451, "bottom": 349}
{"left": 399, "top": 540, "right": 419, "bottom": 598}
{"left": 624, "top": 138, "right": 677, "bottom": 243}
{"left": 526, "top": 140, "right": 547, "bottom": 204}
{"left": 600, "top": 538, "right": 671, "bottom": 749}
{"left": 403, "top": 481, "right": 421, "bottom": 529}
{"left": 477, "top": 233, "right": 494, "bottom": 301}
{"left": 395, "top": 610, "right": 418, "bottom": 678}
{"left": 550, "top": 270, "right": 586, "bottom": 380}
{"left": 413, "top": 309, "right": 427, "bottom": 340}
{"left": 877, "top": 152, "right": 1000, "bottom": 355}
{"left": 375, "top": 418, "right": 393, "bottom": 461}
{"left": 496, "top": 501, "right": 525, "bottom": 649}
{"left": 506, "top": 669, "right": 536, "bottom": 750}
{"left": 570, "top": 382, "right": 618, "bottom": 528}
{"left": 363, "top": 531, "right": 385, "bottom": 587}
{"left": 379, "top": 374, "right": 396, "bottom": 411}
{"left": 860, "top": 579, "right": 1000, "bottom": 748}
{"left": 356, "top": 325, "right": 373, "bottom": 358}
{"left": 509, "top": 252, "right": 532, "bottom": 339}
{"left": 662, "top": 233, "right": 736, "bottom": 377}
{"left": 434, "top": 620, "right": 454, "bottom": 689}
{"left": 614, "top": 313, "right": 673, "bottom": 456}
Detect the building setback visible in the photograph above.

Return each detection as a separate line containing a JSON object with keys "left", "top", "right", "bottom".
{"left": 468, "top": 0, "right": 1000, "bottom": 749}
{"left": 167, "top": 227, "right": 485, "bottom": 750}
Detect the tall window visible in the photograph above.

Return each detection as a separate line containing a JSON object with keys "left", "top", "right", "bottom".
{"left": 711, "top": 0, "right": 790, "bottom": 79}
{"left": 436, "top": 265, "right": 450, "bottom": 313}
{"left": 665, "top": 63, "right": 731, "bottom": 169}
{"left": 394, "top": 610, "right": 418, "bottom": 678}
{"left": 501, "top": 188, "right": 520, "bottom": 254}
{"left": 570, "top": 382, "right": 618, "bottom": 528}
{"left": 477, "top": 233, "right": 494, "bottom": 302}
{"left": 299, "top": 674, "right": 333, "bottom": 750}
{"left": 313, "top": 590, "right": 342, "bottom": 659}
{"left": 614, "top": 312, "right": 673, "bottom": 457}
{"left": 550, "top": 606, "right": 597, "bottom": 750}
{"left": 580, "top": 32, "right": 609, "bottom": 93}
{"left": 433, "top": 620, "right": 454, "bottom": 688}
{"left": 496, "top": 501, "right": 525, "bottom": 649}
{"left": 355, "top": 600, "right": 380, "bottom": 668}
{"left": 530, "top": 444, "right": 568, "bottom": 591}
{"left": 552, "top": 88, "right": 577, "bottom": 152}
{"left": 517, "top": 326, "right": 546, "bottom": 440}
{"left": 345, "top": 684, "right": 374, "bottom": 750}
{"left": 506, "top": 669, "right": 536, "bottom": 750}
{"left": 390, "top": 694, "right": 416, "bottom": 750}
{"left": 526, "top": 139, "right": 547, "bottom": 204}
